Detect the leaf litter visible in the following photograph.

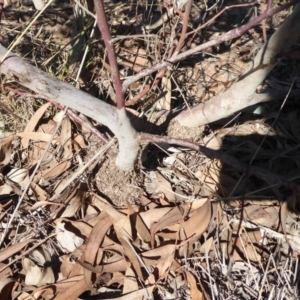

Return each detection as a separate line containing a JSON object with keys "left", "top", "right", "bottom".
{"left": 1, "top": 1, "right": 300, "bottom": 300}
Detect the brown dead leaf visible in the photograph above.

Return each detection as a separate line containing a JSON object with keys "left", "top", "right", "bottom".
{"left": 159, "top": 199, "right": 211, "bottom": 241}
{"left": 74, "top": 134, "right": 86, "bottom": 149}
{"left": 91, "top": 193, "right": 125, "bottom": 221}
{"left": 236, "top": 230, "right": 261, "bottom": 262}
{"left": 155, "top": 250, "right": 175, "bottom": 280}
{"left": 202, "top": 134, "right": 223, "bottom": 150}
{"left": 0, "top": 263, "right": 12, "bottom": 280}
{"left": 60, "top": 116, "right": 72, "bottom": 159}
{"left": 0, "top": 239, "right": 35, "bottom": 262}
{"left": 106, "top": 272, "right": 125, "bottom": 286}
{"left": 39, "top": 160, "right": 71, "bottom": 180}
{"left": 184, "top": 270, "right": 203, "bottom": 300}
{"left": 123, "top": 267, "right": 138, "bottom": 294}
{"left": 141, "top": 244, "right": 176, "bottom": 266}
{"left": 102, "top": 286, "right": 154, "bottom": 300}
{"left": 21, "top": 102, "right": 51, "bottom": 148}
{"left": 0, "top": 277, "right": 15, "bottom": 299}
{"left": 60, "top": 254, "right": 84, "bottom": 279}
{"left": 30, "top": 275, "right": 83, "bottom": 299}
{"left": 139, "top": 207, "right": 174, "bottom": 229}
{"left": 156, "top": 172, "right": 176, "bottom": 201}
{"left": 280, "top": 201, "right": 291, "bottom": 248}
{"left": 83, "top": 214, "right": 112, "bottom": 293}
{"left": 60, "top": 190, "right": 83, "bottom": 218}
{"left": 0, "top": 136, "right": 13, "bottom": 173}
{"left": 16, "top": 132, "right": 60, "bottom": 143}
{"left": 30, "top": 182, "right": 50, "bottom": 202}
{"left": 135, "top": 213, "right": 151, "bottom": 243}
{"left": 78, "top": 253, "right": 128, "bottom": 274}
{"left": 150, "top": 206, "right": 183, "bottom": 245}
{"left": 30, "top": 200, "right": 64, "bottom": 211}
{"left": 119, "top": 47, "right": 149, "bottom": 73}
{"left": 54, "top": 276, "right": 88, "bottom": 300}
{"left": 0, "top": 262, "right": 14, "bottom": 299}
{"left": 244, "top": 205, "right": 278, "bottom": 228}
{"left": 199, "top": 237, "right": 214, "bottom": 254}
{"left": 113, "top": 216, "right": 144, "bottom": 280}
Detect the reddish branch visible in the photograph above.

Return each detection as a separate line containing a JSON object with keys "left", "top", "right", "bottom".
{"left": 173, "top": 0, "right": 192, "bottom": 55}
{"left": 122, "top": 0, "right": 300, "bottom": 90}
{"left": 93, "top": 0, "right": 125, "bottom": 109}
{"left": 0, "top": 0, "right": 3, "bottom": 44}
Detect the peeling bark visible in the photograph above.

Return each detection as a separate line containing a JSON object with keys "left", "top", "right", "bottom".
{"left": 175, "top": 3, "right": 300, "bottom": 127}
{"left": 0, "top": 46, "right": 138, "bottom": 171}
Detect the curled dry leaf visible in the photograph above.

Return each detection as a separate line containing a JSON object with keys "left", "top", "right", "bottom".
{"left": 39, "top": 160, "right": 71, "bottom": 181}
{"left": 145, "top": 171, "right": 176, "bottom": 201}
{"left": 78, "top": 253, "right": 128, "bottom": 274}
{"left": 135, "top": 213, "right": 151, "bottom": 243}
{"left": 60, "top": 190, "right": 83, "bottom": 218}
{"left": 156, "top": 171, "right": 176, "bottom": 201}
{"left": 142, "top": 244, "right": 176, "bottom": 264}
{"left": 150, "top": 206, "right": 183, "bottom": 245}
{"left": 0, "top": 136, "right": 13, "bottom": 173}
{"left": 0, "top": 277, "right": 15, "bottom": 299}
{"left": 29, "top": 182, "right": 50, "bottom": 202}
{"left": 113, "top": 216, "right": 145, "bottom": 281}
{"left": 54, "top": 276, "right": 88, "bottom": 300}
{"left": 145, "top": 199, "right": 211, "bottom": 244}
{"left": 60, "top": 254, "right": 84, "bottom": 279}
{"left": 102, "top": 286, "right": 154, "bottom": 300}
{"left": 83, "top": 214, "right": 112, "bottom": 293}
{"left": 155, "top": 250, "right": 175, "bottom": 280}
{"left": 183, "top": 270, "right": 203, "bottom": 300}
{"left": 0, "top": 262, "right": 14, "bottom": 299}
{"left": 21, "top": 102, "right": 51, "bottom": 148}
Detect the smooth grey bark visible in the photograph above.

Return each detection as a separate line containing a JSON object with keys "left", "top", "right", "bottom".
{"left": 0, "top": 46, "right": 138, "bottom": 171}
{"left": 175, "top": 3, "right": 300, "bottom": 127}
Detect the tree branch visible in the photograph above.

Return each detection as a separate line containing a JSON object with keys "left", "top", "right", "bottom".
{"left": 175, "top": 2, "right": 300, "bottom": 127}
{"left": 0, "top": 45, "right": 138, "bottom": 171}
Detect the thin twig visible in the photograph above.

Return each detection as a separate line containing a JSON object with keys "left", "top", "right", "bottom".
{"left": 139, "top": 133, "right": 300, "bottom": 194}
{"left": 122, "top": 0, "right": 300, "bottom": 90}
{"left": 0, "top": 232, "right": 58, "bottom": 272}
{"left": 188, "top": 2, "right": 257, "bottom": 42}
